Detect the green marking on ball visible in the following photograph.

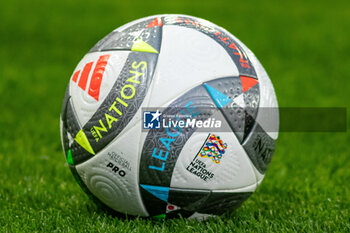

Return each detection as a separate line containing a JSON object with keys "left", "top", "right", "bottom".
{"left": 67, "top": 149, "right": 74, "bottom": 165}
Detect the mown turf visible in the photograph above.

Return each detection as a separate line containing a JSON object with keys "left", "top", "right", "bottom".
{"left": 0, "top": 0, "right": 349, "bottom": 232}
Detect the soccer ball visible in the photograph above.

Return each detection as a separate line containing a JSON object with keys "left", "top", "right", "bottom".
{"left": 60, "top": 14, "right": 279, "bottom": 219}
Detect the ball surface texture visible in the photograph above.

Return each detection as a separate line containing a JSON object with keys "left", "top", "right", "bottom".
{"left": 60, "top": 14, "right": 279, "bottom": 219}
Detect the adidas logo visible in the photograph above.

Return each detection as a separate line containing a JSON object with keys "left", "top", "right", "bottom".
{"left": 71, "top": 54, "right": 110, "bottom": 101}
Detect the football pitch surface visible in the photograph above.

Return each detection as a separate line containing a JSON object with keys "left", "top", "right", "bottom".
{"left": 0, "top": 0, "right": 349, "bottom": 232}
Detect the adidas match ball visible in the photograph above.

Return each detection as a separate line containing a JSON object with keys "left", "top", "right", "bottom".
{"left": 60, "top": 14, "right": 279, "bottom": 219}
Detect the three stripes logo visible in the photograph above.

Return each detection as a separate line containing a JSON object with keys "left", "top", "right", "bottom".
{"left": 71, "top": 54, "right": 110, "bottom": 101}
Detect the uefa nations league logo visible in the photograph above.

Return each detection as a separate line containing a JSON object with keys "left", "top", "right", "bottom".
{"left": 143, "top": 110, "right": 162, "bottom": 129}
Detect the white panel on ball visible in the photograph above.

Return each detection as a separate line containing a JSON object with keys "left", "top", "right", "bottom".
{"left": 147, "top": 25, "right": 239, "bottom": 107}
{"left": 247, "top": 54, "right": 279, "bottom": 140}
{"left": 69, "top": 51, "right": 129, "bottom": 126}
{"left": 75, "top": 120, "right": 148, "bottom": 216}
{"left": 170, "top": 112, "right": 257, "bottom": 190}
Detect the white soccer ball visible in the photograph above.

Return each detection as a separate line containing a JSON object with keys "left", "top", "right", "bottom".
{"left": 60, "top": 14, "right": 279, "bottom": 219}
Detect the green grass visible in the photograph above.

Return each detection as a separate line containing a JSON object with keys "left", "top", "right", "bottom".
{"left": 0, "top": 0, "right": 349, "bottom": 232}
